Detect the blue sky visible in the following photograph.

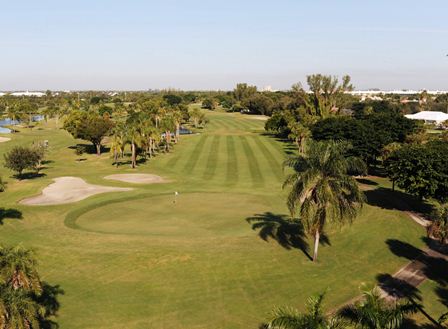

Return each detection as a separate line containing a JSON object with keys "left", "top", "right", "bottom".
{"left": 1, "top": 0, "right": 447, "bottom": 90}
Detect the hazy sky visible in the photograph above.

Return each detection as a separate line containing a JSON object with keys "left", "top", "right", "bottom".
{"left": 1, "top": 0, "right": 447, "bottom": 91}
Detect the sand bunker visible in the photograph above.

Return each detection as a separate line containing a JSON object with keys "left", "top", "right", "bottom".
{"left": 104, "top": 174, "right": 167, "bottom": 184}
{"left": 0, "top": 137, "right": 11, "bottom": 143}
{"left": 20, "top": 177, "right": 132, "bottom": 206}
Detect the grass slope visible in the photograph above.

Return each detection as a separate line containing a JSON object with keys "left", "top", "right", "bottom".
{"left": 0, "top": 112, "right": 426, "bottom": 328}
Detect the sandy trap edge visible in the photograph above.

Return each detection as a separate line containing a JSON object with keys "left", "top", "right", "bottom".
{"left": 104, "top": 174, "right": 168, "bottom": 184}
{"left": 0, "top": 137, "right": 11, "bottom": 143}
{"left": 20, "top": 176, "right": 133, "bottom": 206}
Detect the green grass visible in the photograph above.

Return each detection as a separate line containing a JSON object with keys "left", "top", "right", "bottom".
{"left": 0, "top": 112, "right": 428, "bottom": 328}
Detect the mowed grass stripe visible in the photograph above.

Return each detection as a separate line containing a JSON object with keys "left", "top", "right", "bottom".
{"left": 250, "top": 136, "right": 283, "bottom": 181}
{"left": 182, "top": 134, "right": 208, "bottom": 173}
{"left": 166, "top": 148, "right": 183, "bottom": 168}
{"left": 225, "top": 136, "right": 238, "bottom": 185}
{"left": 203, "top": 135, "right": 221, "bottom": 180}
{"left": 210, "top": 117, "right": 232, "bottom": 130}
{"left": 263, "top": 135, "right": 288, "bottom": 159}
{"left": 240, "top": 136, "right": 265, "bottom": 188}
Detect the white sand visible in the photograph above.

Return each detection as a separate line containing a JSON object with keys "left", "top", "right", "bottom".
{"left": 20, "top": 177, "right": 132, "bottom": 206}
{"left": 104, "top": 174, "right": 167, "bottom": 184}
{"left": 247, "top": 115, "right": 268, "bottom": 121}
{"left": 0, "top": 137, "right": 11, "bottom": 143}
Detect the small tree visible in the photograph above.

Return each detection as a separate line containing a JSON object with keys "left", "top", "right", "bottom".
{"left": 64, "top": 111, "right": 114, "bottom": 155}
{"left": 4, "top": 146, "right": 41, "bottom": 178}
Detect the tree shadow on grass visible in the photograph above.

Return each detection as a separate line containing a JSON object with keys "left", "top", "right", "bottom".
{"left": 386, "top": 239, "right": 448, "bottom": 287}
{"left": 0, "top": 208, "right": 23, "bottom": 225}
{"left": 356, "top": 178, "right": 379, "bottom": 186}
{"left": 37, "top": 282, "right": 64, "bottom": 329}
{"left": 364, "top": 188, "right": 434, "bottom": 216}
{"left": 15, "top": 172, "right": 47, "bottom": 180}
{"left": 246, "top": 212, "right": 330, "bottom": 261}
{"left": 376, "top": 273, "right": 422, "bottom": 301}
{"left": 383, "top": 238, "right": 448, "bottom": 327}
{"left": 68, "top": 143, "right": 110, "bottom": 155}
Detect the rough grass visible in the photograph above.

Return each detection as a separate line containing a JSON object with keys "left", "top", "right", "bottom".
{"left": 0, "top": 111, "right": 427, "bottom": 328}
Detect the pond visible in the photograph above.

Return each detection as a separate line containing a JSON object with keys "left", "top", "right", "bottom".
{"left": 0, "top": 115, "right": 44, "bottom": 133}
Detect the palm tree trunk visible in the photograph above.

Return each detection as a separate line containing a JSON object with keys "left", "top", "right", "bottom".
{"left": 131, "top": 142, "right": 136, "bottom": 168}
{"left": 313, "top": 230, "right": 320, "bottom": 262}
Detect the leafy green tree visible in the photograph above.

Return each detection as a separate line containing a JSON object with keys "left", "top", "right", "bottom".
{"left": 163, "top": 94, "right": 183, "bottom": 107}
{"left": 233, "top": 83, "right": 257, "bottom": 102}
{"left": 3, "top": 146, "right": 42, "bottom": 178}
{"left": 267, "top": 293, "right": 345, "bottom": 329}
{"left": 201, "top": 98, "right": 216, "bottom": 110}
{"left": 428, "top": 202, "right": 448, "bottom": 244}
{"left": 243, "top": 93, "right": 274, "bottom": 115}
{"left": 64, "top": 111, "right": 114, "bottom": 155}
{"left": 339, "top": 289, "right": 416, "bottom": 329}
{"left": 384, "top": 141, "right": 448, "bottom": 201}
{"left": 283, "top": 141, "right": 364, "bottom": 262}
{"left": 311, "top": 113, "right": 416, "bottom": 165}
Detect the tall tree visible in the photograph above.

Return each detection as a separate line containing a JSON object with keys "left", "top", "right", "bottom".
{"left": 305, "top": 74, "right": 354, "bottom": 118}
{"left": 283, "top": 141, "right": 364, "bottom": 262}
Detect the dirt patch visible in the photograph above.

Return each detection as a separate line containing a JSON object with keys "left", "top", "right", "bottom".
{"left": 0, "top": 137, "right": 11, "bottom": 143}
{"left": 104, "top": 174, "right": 167, "bottom": 184}
{"left": 20, "top": 177, "right": 132, "bottom": 206}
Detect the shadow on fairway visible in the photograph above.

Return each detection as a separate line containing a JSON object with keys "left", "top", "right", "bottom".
{"left": 38, "top": 282, "right": 65, "bottom": 329}
{"left": 246, "top": 212, "right": 326, "bottom": 261}
{"left": 356, "top": 178, "right": 379, "bottom": 186}
{"left": 0, "top": 208, "right": 23, "bottom": 224}
{"left": 15, "top": 172, "right": 47, "bottom": 180}
{"left": 378, "top": 238, "right": 448, "bottom": 327}
{"left": 376, "top": 273, "right": 422, "bottom": 301}
{"left": 364, "top": 187, "right": 433, "bottom": 215}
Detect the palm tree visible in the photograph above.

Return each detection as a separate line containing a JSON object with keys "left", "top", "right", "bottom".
{"left": 159, "top": 114, "right": 176, "bottom": 152}
{"left": 0, "top": 245, "right": 42, "bottom": 294}
{"left": 109, "top": 128, "right": 125, "bottom": 168}
{"left": 338, "top": 289, "right": 417, "bottom": 329}
{"left": 283, "top": 140, "right": 364, "bottom": 262}
{"left": 267, "top": 293, "right": 345, "bottom": 329}
{"left": 287, "top": 122, "right": 311, "bottom": 154}
{"left": 0, "top": 285, "right": 45, "bottom": 329}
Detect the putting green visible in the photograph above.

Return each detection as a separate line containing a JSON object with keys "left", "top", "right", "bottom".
{"left": 73, "top": 193, "right": 273, "bottom": 237}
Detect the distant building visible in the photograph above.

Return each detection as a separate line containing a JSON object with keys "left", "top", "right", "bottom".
{"left": 405, "top": 111, "right": 448, "bottom": 125}
{"left": 10, "top": 91, "right": 45, "bottom": 97}
{"left": 350, "top": 90, "right": 448, "bottom": 96}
